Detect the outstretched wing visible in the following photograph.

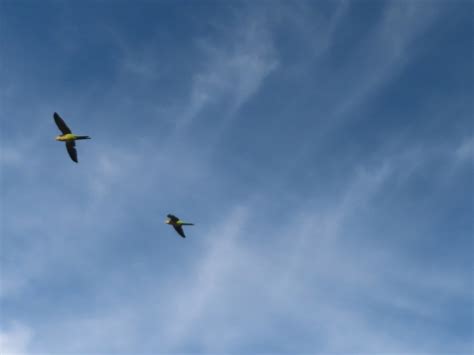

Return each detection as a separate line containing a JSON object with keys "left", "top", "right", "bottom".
{"left": 65, "top": 141, "right": 78, "bottom": 163}
{"left": 173, "top": 225, "right": 186, "bottom": 238}
{"left": 167, "top": 214, "right": 179, "bottom": 222}
{"left": 54, "top": 112, "right": 72, "bottom": 134}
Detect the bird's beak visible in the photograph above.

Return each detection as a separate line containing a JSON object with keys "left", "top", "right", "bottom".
{"left": 165, "top": 219, "right": 170, "bottom": 224}
{"left": 55, "top": 136, "right": 60, "bottom": 141}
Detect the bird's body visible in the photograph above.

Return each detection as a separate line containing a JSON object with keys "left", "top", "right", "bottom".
{"left": 55, "top": 133, "right": 90, "bottom": 142}
{"left": 53, "top": 112, "right": 90, "bottom": 163}
{"left": 165, "top": 214, "right": 194, "bottom": 238}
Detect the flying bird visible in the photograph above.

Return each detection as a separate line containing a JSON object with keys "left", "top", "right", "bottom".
{"left": 54, "top": 112, "right": 90, "bottom": 163}
{"left": 165, "top": 214, "right": 194, "bottom": 238}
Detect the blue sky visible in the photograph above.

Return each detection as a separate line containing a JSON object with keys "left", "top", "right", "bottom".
{"left": 0, "top": 0, "right": 472, "bottom": 353}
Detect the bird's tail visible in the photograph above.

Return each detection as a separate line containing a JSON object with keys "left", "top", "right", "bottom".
{"left": 75, "top": 136, "right": 91, "bottom": 140}
{"left": 181, "top": 222, "right": 194, "bottom": 226}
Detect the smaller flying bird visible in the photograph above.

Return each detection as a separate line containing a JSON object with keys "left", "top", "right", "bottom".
{"left": 54, "top": 112, "right": 91, "bottom": 163}
{"left": 165, "top": 214, "right": 194, "bottom": 238}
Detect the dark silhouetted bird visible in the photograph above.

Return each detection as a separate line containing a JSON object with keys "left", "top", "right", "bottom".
{"left": 54, "top": 112, "right": 90, "bottom": 163}
{"left": 165, "top": 214, "right": 194, "bottom": 238}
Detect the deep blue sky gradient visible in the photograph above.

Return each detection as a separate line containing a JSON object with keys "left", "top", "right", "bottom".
{"left": 1, "top": 0, "right": 473, "bottom": 353}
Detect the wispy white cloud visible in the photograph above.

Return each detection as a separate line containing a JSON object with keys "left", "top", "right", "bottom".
{"left": 0, "top": 323, "right": 32, "bottom": 355}
{"left": 330, "top": 0, "right": 441, "bottom": 120}
{"left": 161, "top": 205, "right": 250, "bottom": 351}
{"left": 276, "top": 0, "right": 350, "bottom": 59}
{"left": 178, "top": 14, "right": 278, "bottom": 129}
{"left": 456, "top": 136, "right": 474, "bottom": 162}
{"left": 5, "top": 140, "right": 470, "bottom": 352}
{"left": 151, "top": 141, "right": 472, "bottom": 353}
{"left": 1, "top": 1, "right": 471, "bottom": 353}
